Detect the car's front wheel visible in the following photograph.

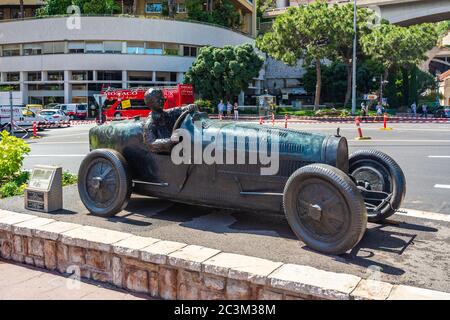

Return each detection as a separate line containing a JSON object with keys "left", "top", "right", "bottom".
{"left": 78, "top": 149, "right": 132, "bottom": 217}
{"left": 348, "top": 149, "right": 405, "bottom": 222}
{"left": 283, "top": 164, "right": 367, "bottom": 255}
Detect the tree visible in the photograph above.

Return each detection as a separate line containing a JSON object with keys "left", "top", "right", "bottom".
{"left": 361, "top": 23, "right": 438, "bottom": 98}
{"left": 184, "top": 44, "right": 264, "bottom": 102}
{"left": 19, "top": 0, "right": 24, "bottom": 19}
{"left": 162, "top": 0, "right": 177, "bottom": 18}
{"left": 185, "top": 0, "right": 241, "bottom": 29}
{"left": 256, "top": 1, "right": 335, "bottom": 109}
{"left": 36, "top": 0, "right": 119, "bottom": 16}
{"left": 330, "top": 4, "right": 375, "bottom": 106}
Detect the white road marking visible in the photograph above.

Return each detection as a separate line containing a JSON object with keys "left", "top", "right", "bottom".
{"left": 434, "top": 184, "right": 450, "bottom": 189}
{"left": 24, "top": 154, "right": 86, "bottom": 157}
{"left": 30, "top": 142, "right": 87, "bottom": 145}
{"left": 397, "top": 209, "right": 450, "bottom": 223}
{"left": 428, "top": 156, "right": 450, "bottom": 158}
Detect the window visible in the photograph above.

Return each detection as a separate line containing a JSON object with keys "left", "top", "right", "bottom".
{"left": 164, "top": 43, "right": 179, "bottom": 55}
{"left": 28, "top": 84, "right": 64, "bottom": 91}
{"left": 42, "top": 42, "right": 66, "bottom": 54}
{"left": 177, "top": 3, "right": 186, "bottom": 13}
{"left": 170, "top": 72, "right": 177, "bottom": 82}
{"left": 128, "top": 71, "right": 152, "bottom": 82}
{"left": 68, "top": 42, "right": 85, "bottom": 53}
{"left": 183, "top": 46, "right": 197, "bottom": 57}
{"left": 23, "top": 43, "right": 42, "bottom": 55}
{"left": 145, "top": 42, "right": 163, "bottom": 55}
{"left": 104, "top": 41, "right": 122, "bottom": 54}
{"left": 2, "top": 44, "right": 20, "bottom": 56}
{"left": 0, "top": 10, "right": 4, "bottom": 20}
{"left": 48, "top": 71, "right": 64, "bottom": 81}
{"left": 6, "top": 72, "right": 20, "bottom": 82}
{"left": 85, "top": 42, "right": 103, "bottom": 53}
{"left": 72, "top": 84, "right": 87, "bottom": 91}
{"left": 28, "top": 72, "right": 42, "bottom": 81}
{"left": 72, "top": 71, "right": 88, "bottom": 81}
{"left": 127, "top": 42, "right": 145, "bottom": 54}
{"left": 97, "top": 71, "right": 122, "bottom": 81}
{"left": 145, "top": 3, "right": 162, "bottom": 13}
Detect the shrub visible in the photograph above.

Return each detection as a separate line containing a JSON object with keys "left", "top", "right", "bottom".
{"left": 195, "top": 99, "right": 213, "bottom": 113}
{"left": 0, "top": 131, "right": 30, "bottom": 182}
{"left": 62, "top": 171, "right": 77, "bottom": 186}
{"left": 0, "top": 181, "right": 25, "bottom": 198}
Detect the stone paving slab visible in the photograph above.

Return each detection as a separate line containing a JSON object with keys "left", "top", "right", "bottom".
{"left": 168, "top": 245, "right": 221, "bottom": 272}
{"left": 0, "top": 260, "right": 147, "bottom": 300}
{"left": 12, "top": 217, "right": 55, "bottom": 237}
{"left": 112, "top": 235, "right": 160, "bottom": 258}
{"left": 388, "top": 285, "right": 450, "bottom": 300}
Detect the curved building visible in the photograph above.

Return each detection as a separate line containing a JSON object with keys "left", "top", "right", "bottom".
{"left": 0, "top": 16, "right": 261, "bottom": 105}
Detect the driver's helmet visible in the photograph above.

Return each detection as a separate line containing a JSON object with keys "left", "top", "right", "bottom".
{"left": 144, "top": 88, "right": 165, "bottom": 111}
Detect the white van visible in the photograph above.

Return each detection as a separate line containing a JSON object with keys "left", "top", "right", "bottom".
{"left": 51, "top": 103, "right": 88, "bottom": 120}
{"left": 0, "top": 106, "right": 47, "bottom": 130}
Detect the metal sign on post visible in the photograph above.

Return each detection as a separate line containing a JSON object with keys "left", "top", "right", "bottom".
{"left": 25, "top": 165, "right": 62, "bottom": 212}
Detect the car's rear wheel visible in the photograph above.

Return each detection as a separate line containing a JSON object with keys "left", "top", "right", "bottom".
{"left": 349, "top": 149, "right": 405, "bottom": 222}
{"left": 283, "top": 164, "right": 367, "bottom": 255}
{"left": 78, "top": 149, "right": 132, "bottom": 217}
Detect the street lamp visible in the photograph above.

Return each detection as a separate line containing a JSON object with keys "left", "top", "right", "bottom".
{"left": 351, "top": 0, "right": 357, "bottom": 115}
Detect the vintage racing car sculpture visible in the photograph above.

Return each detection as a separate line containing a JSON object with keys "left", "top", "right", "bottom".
{"left": 78, "top": 110, "right": 405, "bottom": 254}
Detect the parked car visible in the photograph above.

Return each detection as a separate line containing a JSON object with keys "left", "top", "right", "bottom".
{"left": 25, "top": 104, "right": 44, "bottom": 114}
{"left": 77, "top": 109, "right": 406, "bottom": 255}
{"left": 38, "top": 109, "right": 70, "bottom": 127}
{"left": 0, "top": 106, "right": 48, "bottom": 131}
{"left": 51, "top": 103, "right": 88, "bottom": 120}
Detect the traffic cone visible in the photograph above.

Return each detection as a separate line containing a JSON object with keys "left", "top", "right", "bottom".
{"left": 271, "top": 113, "right": 275, "bottom": 126}
{"left": 259, "top": 116, "right": 264, "bottom": 125}
{"left": 284, "top": 113, "right": 288, "bottom": 129}
{"left": 355, "top": 117, "right": 371, "bottom": 140}
{"left": 379, "top": 113, "right": 393, "bottom": 131}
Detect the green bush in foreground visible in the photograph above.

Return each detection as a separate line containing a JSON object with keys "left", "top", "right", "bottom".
{"left": 62, "top": 171, "right": 78, "bottom": 186}
{"left": 0, "top": 130, "right": 31, "bottom": 182}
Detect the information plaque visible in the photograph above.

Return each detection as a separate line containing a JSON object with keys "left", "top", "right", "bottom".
{"left": 25, "top": 165, "right": 62, "bottom": 212}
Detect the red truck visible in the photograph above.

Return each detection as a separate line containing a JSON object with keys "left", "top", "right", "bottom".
{"left": 101, "top": 84, "right": 194, "bottom": 120}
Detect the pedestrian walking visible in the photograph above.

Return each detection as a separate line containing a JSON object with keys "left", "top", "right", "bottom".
{"left": 421, "top": 104, "right": 428, "bottom": 118}
{"left": 233, "top": 102, "right": 239, "bottom": 120}
{"left": 360, "top": 102, "right": 368, "bottom": 123}
{"left": 226, "top": 101, "right": 232, "bottom": 118}
{"left": 217, "top": 100, "right": 225, "bottom": 117}
{"left": 376, "top": 102, "right": 383, "bottom": 121}
{"left": 411, "top": 102, "right": 417, "bottom": 117}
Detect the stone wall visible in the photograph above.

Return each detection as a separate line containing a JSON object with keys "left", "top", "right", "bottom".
{"left": 1, "top": 209, "right": 449, "bottom": 300}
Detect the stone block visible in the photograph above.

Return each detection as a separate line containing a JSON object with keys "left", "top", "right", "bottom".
{"left": 69, "top": 246, "right": 85, "bottom": 265}
{"left": 56, "top": 243, "right": 69, "bottom": 273}
{"left": 226, "top": 279, "right": 251, "bottom": 300}
{"left": 203, "top": 274, "right": 225, "bottom": 291}
{"left": 112, "top": 256, "right": 123, "bottom": 287}
{"left": 0, "top": 213, "right": 36, "bottom": 232}
{"left": 351, "top": 279, "right": 393, "bottom": 300}
{"left": 203, "top": 252, "right": 282, "bottom": 285}
{"left": 112, "top": 236, "right": 160, "bottom": 258}
{"left": 140, "top": 240, "right": 187, "bottom": 264}
{"left": 268, "top": 264, "right": 361, "bottom": 300}
{"left": 124, "top": 267, "right": 149, "bottom": 294}
{"left": 388, "top": 285, "right": 450, "bottom": 300}
{"left": 28, "top": 237, "right": 44, "bottom": 257}
{"left": 168, "top": 245, "right": 220, "bottom": 272}
{"left": 159, "top": 267, "right": 177, "bottom": 300}
{"left": 43, "top": 240, "right": 57, "bottom": 270}
{"left": 12, "top": 217, "right": 55, "bottom": 237}
{"left": 86, "top": 249, "right": 111, "bottom": 271}
{"left": 61, "top": 226, "right": 132, "bottom": 252}
{"left": 33, "top": 221, "right": 81, "bottom": 241}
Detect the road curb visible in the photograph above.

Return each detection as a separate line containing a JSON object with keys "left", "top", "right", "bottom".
{"left": 1, "top": 209, "right": 449, "bottom": 300}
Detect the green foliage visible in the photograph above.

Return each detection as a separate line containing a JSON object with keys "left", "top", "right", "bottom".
{"left": 0, "top": 131, "right": 30, "bottom": 182}
{"left": 36, "top": 0, "right": 119, "bottom": 16}
{"left": 62, "top": 171, "right": 78, "bottom": 186}
{"left": 0, "top": 181, "right": 26, "bottom": 198}
{"left": 185, "top": 0, "right": 241, "bottom": 29}
{"left": 184, "top": 44, "right": 263, "bottom": 101}
{"left": 194, "top": 99, "right": 213, "bottom": 113}
{"left": 361, "top": 23, "right": 439, "bottom": 75}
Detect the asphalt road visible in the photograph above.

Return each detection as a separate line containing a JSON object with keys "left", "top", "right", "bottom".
{"left": 3, "top": 120, "right": 450, "bottom": 292}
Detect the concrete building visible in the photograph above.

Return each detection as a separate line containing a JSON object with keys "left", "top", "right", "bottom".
{"left": 0, "top": 0, "right": 44, "bottom": 19}
{"left": 439, "top": 69, "right": 450, "bottom": 106}
{"left": 0, "top": 16, "right": 261, "bottom": 105}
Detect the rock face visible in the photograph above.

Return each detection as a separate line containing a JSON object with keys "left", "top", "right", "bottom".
{"left": 1, "top": 209, "right": 449, "bottom": 300}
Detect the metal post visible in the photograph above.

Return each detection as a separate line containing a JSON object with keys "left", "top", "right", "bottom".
{"left": 9, "top": 90, "right": 14, "bottom": 135}
{"left": 380, "top": 74, "right": 383, "bottom": 104}
{"left": 99, "top": 95, "right": 103, "bottom": 124}
{"left": 351, "top": 0, "right": 357, "bottom": 115}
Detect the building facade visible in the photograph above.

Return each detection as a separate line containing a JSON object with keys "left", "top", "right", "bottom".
{"left": 0, "top": 16, "right": 261, "bottom": 106}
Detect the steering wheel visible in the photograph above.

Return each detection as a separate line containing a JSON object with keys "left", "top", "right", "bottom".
{"left": 172, "top": 108, "right": 193, "bottom": 134}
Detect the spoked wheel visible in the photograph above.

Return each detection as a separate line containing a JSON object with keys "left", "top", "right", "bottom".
{"left": 78, "top": 149, "right": 131, "bottom": 217}
{"left": 349, "top": 150, "right": 406, "bottom": 222}
{"left": 283, "top": 164, "right": 367, "bottom": 255}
